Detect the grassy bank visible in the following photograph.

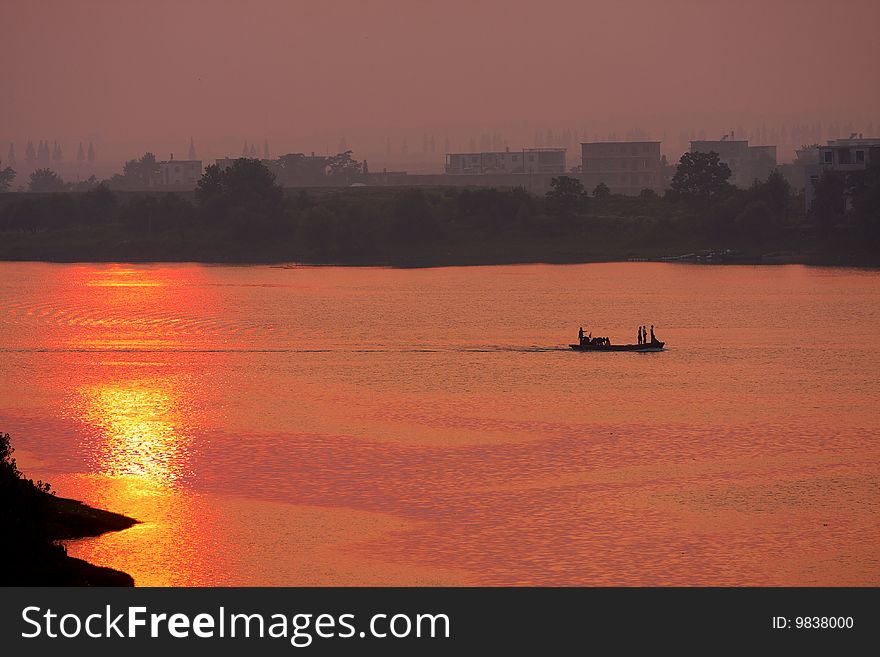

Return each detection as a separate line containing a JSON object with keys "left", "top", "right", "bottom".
{"left": 0, "top": 222, "right": 870, "bottom": 268}
{"left": 0, "top": 432, "right": 137, "bottom": 586}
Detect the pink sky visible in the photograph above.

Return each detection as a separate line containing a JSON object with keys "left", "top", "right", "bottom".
{"left": 1, "top": 0, "right": 878, "bottom": 163}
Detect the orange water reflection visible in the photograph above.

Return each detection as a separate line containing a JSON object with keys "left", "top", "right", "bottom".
{"left": 2, "top": 262, "right": 878, "bottom": 585}
{"left": 79, "top": 383, "right": 190, "bottom": 485}
{"left": 67, "top": 265, "right": 200, "bottom": 487}
{"left": 58, "top": 265, "right": 202, "bottom": 583}
{"left": 63, "top": 373, "right": 208, "bottom": 585}
{"left": 82, "top": 263, "right": 173, "bottom": 288}
{"left": 59, "top": 263, "right": 217, "bottom": 352}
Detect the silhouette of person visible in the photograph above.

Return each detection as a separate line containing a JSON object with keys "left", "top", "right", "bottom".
{"left": 638, "top": 326, "right": 642, "bottom": 345}
{"left": 650, "top": 325, "right": 655, "bottom": 343}
{"left": 578, "top": 326, "right": 584, "bottom": 345}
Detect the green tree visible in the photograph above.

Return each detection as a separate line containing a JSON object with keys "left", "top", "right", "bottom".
{"left": 850, "top": 164, "right": 880, "bottom": 239}
{"left": 390, "top": 188, "right": 437, "bottom": 244}
{"left": 546, "top": 176, "right": 586, "bottom": 214}
{"left": 28, "top": 168, "right": 67, "bottom": 193}
{"left": 670, "top": 151, "right": 732, "bottom": 204}
{"left": 196, "top": 162, "right": 224, "bottom": 200}
{"left": 592, "top": 181, "right": 611, "bottom": 199}
{"left": 811, "top": 170, "right": 847, "bottom": 232}
{"left": 734, "top": 199, "right": 777, "bottom": 241}
{"left": 0, "top": 160, "right": 15, "bottom": 192}
{"left": 121, "top": 152, "right": 159, "bottom": 187}
{"left": 760, "top": 169, "right": 792, "bottom": 218}
{"left": 82, "top": 183, "right": 118, "bottom": 225}
{"left": 326, "top": 150, "right": 365, "bottom": 182}
{"left": 71, "top": 175, "right": 99, "bottom": 192}
{"left": 196, "top": 158, "right": 284, "bottom": 239}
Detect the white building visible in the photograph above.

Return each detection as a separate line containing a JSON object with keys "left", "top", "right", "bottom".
{"left": 817, "top": 136, "right": 880, "bottom": 171}
{"left": 580, "top": 141, "right": 663, "bottom": 195}
{"left": 445, "top": 148, "right": 565, "bottom": 175}
{"left": 809, "top": 135, "right": 880, "bottom": 209}
{"left": 156, "top": 158, "right": 202, "bottom": 189}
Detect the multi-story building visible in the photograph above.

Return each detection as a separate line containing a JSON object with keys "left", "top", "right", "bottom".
{"left": 444, "top": 148, "right": 565, "bottom": 175}
{"left": 689, "top": 136, "right": 776, "bottom": 188}
{"left": 779, "top": 146, "right": 819, "bottom": 190}
{"left": 580, "top": 141, "right": 662, "bottom": 195}
{"left": 809, "top": 135, "right": 880, "bottom": 209}
{"left": 779, "top": 146, "right": 820, "bottom": 209}
{"left": 155, "top": 158, "right": 202, "bottom": 189}
{"left": 817, "top": 136, "right": 880, "bottom": 171}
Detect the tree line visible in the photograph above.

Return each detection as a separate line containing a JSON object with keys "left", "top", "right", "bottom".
{"left": 0, "top": 154, "right": 877, "bottom": 265}
{"left": 0, "top": 149, "right": 369, "bottom": 193}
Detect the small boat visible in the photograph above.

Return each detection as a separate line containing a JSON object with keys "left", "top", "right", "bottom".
{"left": 570, "top": 341, "right": 664, "bottom": 352}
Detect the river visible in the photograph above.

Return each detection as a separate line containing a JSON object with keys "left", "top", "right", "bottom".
{"left": 1, "top": 262, "right": 878, "bottom": 585}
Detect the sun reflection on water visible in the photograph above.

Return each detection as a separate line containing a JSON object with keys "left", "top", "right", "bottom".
{"left": 78, "top": 383, "right": 190, "bottom": 488}
{"left": 67, "top": 265, "right": 203, "bottom": 490}
{"left": 82, "top": 263, "right": 172, "bottom": 288}
{"left": 37, "top": 264, "right": 219, "bottom": 584}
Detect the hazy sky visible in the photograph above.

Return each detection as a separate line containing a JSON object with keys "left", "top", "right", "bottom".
{"left": 2, "top": 0, "right": 879, "bottom": 160}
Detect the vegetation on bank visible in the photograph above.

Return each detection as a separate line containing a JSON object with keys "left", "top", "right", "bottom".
{"left": 0, "top": 432, "right": 136, "bottom": 586}
{"left": 0, "top": 155, "right": 878, "bottom": 266}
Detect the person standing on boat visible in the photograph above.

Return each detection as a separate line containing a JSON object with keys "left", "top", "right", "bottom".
{"left": 578, "top": 326, "right": 585, "bottom": 345}
{"left": 650, "top": 325, "right": 656, "bottom": 344}
{"left": 637, "top": 326, "right": 642, "bottom": 345}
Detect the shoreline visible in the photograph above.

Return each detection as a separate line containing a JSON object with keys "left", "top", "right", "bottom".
{"left": 34, "top": 493, "right": 138, "bottom": 586}
{"left": 3, "top": 170, "right": 878, "bottom": 271}
{"left": 45, "top": 494, "right": 138, "bottom": 541}
{"left": 0, "top": 251, "right": 877, "bottom": 269}
{"left": 1, "top": 428, "right": 139, "bottom": 587}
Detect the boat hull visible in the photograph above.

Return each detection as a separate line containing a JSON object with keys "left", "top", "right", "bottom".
{"left": 570, "top": 341, "right": 665, "bottom": 352}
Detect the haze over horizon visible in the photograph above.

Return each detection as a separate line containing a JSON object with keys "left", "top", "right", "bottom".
{"left": 2, "top": 0, "right": 879, "bottom": 166}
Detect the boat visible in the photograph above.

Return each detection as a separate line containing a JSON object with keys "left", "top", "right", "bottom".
{"left": 570, "top": 327, "right": 665, "bottom": 352}
{"left": 569, "top": 341, "right": 664, "bottom": 352}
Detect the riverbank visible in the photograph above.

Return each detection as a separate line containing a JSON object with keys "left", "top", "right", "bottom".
{"left": 1, "top": 432, "right": 137, "bottom": 586}
{"left": 1, "top": 180, "right": 878, "bottom": 268}
{"left": 37, "top": 494, "right": 138, "bottom": 586}
{"left": 24, "top": 493, "right": 137, "bottom": 586}
{"left": 0, "top": 241, "right": 875, "bottom": 268}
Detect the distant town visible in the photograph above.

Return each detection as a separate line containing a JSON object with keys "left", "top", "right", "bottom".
{"left": 2, "top": 122, "right": 878, "bottom": 213}
{"left": 1, "top": 118, "right": 878, "bottom": 268}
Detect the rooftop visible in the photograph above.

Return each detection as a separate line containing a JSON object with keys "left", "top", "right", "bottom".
{"left": 446, "top": 148, "right": 565, "bottom": 156}
{"left": 690, "top": 139, "right": 749, "bottom": 145}
{"left": 582, "top": 140, "right": 661, "bottom": 145}
{"left": 824, "top": 137, "right": 880, "bottom": 147}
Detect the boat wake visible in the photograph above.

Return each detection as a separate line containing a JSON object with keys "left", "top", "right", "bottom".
{"left": 0, "top": 345, "right": 571, "bottom": 355}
